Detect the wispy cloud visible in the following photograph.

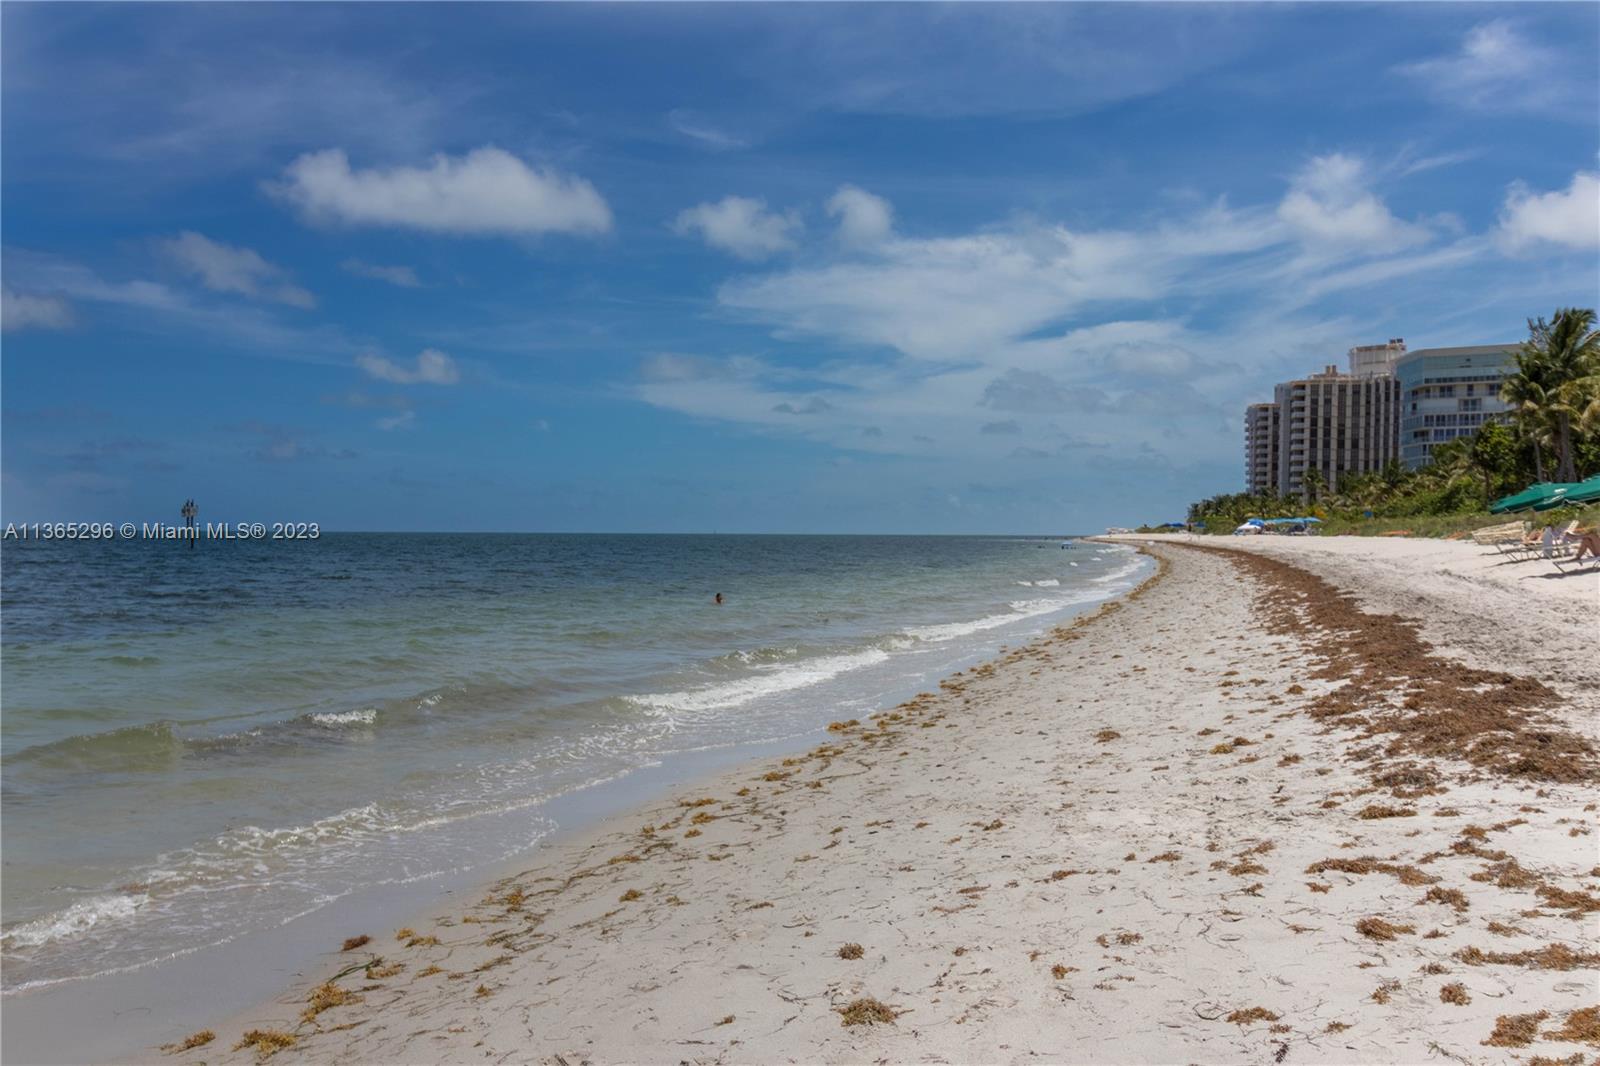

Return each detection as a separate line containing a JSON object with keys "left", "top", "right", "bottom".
{"left": 356, "top": 348, "right": 461, "bottom": 385}
{"left": 226, "top": 420, "right": 358, "bottom": 463}
{"left": 2, "top": 288, "right": 73, "bottom": 332}
{"left": 340, "top": 259, "right": 421, "bottom": 288}
{"left": 1, "top": 250, "right": 366, "bottom": 365}
{"left": 666, "top": 109, "right": 747, "bottom": 150}
{"left": 1392, "top": 147, "right": 1482, "bottom": 180}
{"left": 162, "top": 231, "right": 315, "bottom": 308}
{"left": 1395, "top": 20, "right": 1587, "bottom": 116}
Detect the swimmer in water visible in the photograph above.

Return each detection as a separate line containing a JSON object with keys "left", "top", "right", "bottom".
{"left": 714, "top": 592, "right": 723, "bottom": 605}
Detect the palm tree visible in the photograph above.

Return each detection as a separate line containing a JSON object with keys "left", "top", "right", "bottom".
{"left": 1301, "top": 467, "right": 1326, "bottom": 505}
{"left": 1508, "top": 308, "right": 1600, "bottom": 483}
{"left": 1499, "top": 361, "right": 1550, "bottom": 482}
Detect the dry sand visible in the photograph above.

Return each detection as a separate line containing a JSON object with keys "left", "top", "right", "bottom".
{"left": 170, "top": 539, "right": 1597, "bottom": 1065}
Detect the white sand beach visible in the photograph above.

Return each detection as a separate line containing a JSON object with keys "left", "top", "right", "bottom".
{"left": 169, "top": 538, "right": 1598, "bottom": 1064}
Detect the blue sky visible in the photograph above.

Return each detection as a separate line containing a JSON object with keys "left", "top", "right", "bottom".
{"left": 3, "top": 3, "right": 1597, "bottom": 533}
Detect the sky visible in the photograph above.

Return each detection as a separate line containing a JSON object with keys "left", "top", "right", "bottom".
{"left": 2, "top": 3, "right": 1597, "bottom": 534}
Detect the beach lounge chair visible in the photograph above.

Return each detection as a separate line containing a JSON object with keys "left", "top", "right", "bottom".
{"left": 1551, "top": 551, "right": 1600, "bottom": 575}
{"left": 1505, "top": 521, "right": 1579, "bottom": 562}
{"left": 1473, "top": 521, "right": 1527, "bottom": 552}
{"left": 1551, "top": 529, "right": 1600, "bottom": 574}
{"left": 1496, "top": 526, "right": 1545, "bottom": 558}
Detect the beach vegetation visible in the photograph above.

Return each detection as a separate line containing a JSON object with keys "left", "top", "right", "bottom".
{"left": 340, "top": 934, "right": 370, "bottom": 951}
{"left": 160, "top": 1029, "right": 215, "bottom": 1053}
{"left": 1357, "top": 804, "right": 1417, "bottom": 819}
{"left": 1483, "top": 1010, "right": 1550, "bottom": 1047}
{"left": 836, "top": 996, "right": 898, "bottom": 1026}
{"left": 1356, "top": 916, "right": 1416, "bottom": 940}
{"left": 1224, "top": 1006, "right": 1280, "bottom": 1025}
{"left": 302, "top": 980, "right": 363, "bottom": 1023}
{"left": 1421, "top": 886, "right": 1469, "bottom": 911}
{"left": 837, "top": 942, "right": 864, "bottom": 959}
{"left": 1546, "top": 1006, "right": 1600, "bottom": 1045}
{"left": 1438, "top": 982, "right": 1471, "bottom": 1005}
{"left": 233, "top": 1029, "right": 296, "bottom": 1058}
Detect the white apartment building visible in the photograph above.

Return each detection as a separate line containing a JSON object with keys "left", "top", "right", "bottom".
{"left": 1395, "top": 345, "right": 1518, "bottom": 469}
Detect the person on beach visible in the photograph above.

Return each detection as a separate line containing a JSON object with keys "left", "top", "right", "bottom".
{"left": 1569, "top": 528, "right": 1600, "bottom": 562}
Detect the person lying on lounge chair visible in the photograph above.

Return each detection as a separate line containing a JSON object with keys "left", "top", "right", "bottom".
{"left": 1569, "top": 528, "right": 1600, "bottom": 562}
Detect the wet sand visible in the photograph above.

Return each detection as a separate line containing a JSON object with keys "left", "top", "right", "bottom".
{"left": 157, "top": 539, "right": 1600, "bottom": 1064}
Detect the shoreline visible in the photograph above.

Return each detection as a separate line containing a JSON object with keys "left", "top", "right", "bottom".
{"left": 1, "top": 549, "right": 1157, "bottom": 1066}
{"left": 39, "top": 538, "right": 1600, "bottom": 1063}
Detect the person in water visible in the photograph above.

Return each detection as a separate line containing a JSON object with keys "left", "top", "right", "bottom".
{"left": 714, "top": 592, "right": 723, "bottom": 605}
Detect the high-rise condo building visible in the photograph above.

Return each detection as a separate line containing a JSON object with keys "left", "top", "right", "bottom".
{"left": 1242, "top": 341, "right": 1403, "bottom": 499}
{"left": 1245, "top": 402, "right": 1280, "bottom": 494}
{"left": 1394, "top": 345, "right": 1519, "bottom": 470}
{"left": 1272, "top": 362, "right": 1401, "bottom": 497}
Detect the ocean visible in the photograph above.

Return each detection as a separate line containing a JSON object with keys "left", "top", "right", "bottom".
{"left": 0, "top": 533, "right": 1149, "bottom": 995}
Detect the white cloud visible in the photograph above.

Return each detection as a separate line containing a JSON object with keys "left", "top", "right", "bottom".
{"left": 673, "top": 196, "right": 802, "bottom": 260}
{"left": 272, "top": 147, "right": 612, "bottom": 237}
{"left": 356, "top": 348, "right": 460, "bottom": 385}
{"left": 1496, "top": 172, "right": 1600, "bottom": 253}
{"left": 827, "top": 185, "right": 893, "bottom": 245}
{"left": 2, "top": 289, "right": 73, "bottom": 332}
{"left": 1276, "top": 155, "right": 1428, "bottom": 251}
{"left": 720, "top": 223, "right": 1168, "bottom": 361}
{"left": 162, "top": 231, "right": 315, "bottom": 308}
{"left": 376, "top": 410, "right": 416, "bottom": 431}
{"left": 632, "top": 147, "right": 1530, "bottom": 479}
{"left": 1, "top": 251, "right": 377, "bottom": 368}
{"left": 1396, "top": 21, "right": 1581, "bottom": 115}
{"left": 341, "top": 259, "right": 421, "bottom": 287}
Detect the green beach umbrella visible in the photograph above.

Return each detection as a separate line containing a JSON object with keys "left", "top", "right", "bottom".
{"left": 1565, "top": 475, "right": 1600, "bottom": 505}
{"left": 1490, "top": 482, "right": 1568, "bottom": 514}
{"left": 1531, "top": 475, "right": 1600, "bottom": 510}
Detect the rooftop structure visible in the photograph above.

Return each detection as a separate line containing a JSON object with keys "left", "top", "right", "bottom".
{"left": 1347, "top": 338, "right": 1406, "bottom": 379}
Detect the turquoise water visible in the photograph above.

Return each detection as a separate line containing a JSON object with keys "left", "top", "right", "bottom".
{"left": 0, "top": 534, "right": 1148, "bottom": 992}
